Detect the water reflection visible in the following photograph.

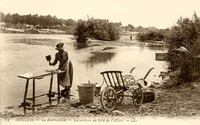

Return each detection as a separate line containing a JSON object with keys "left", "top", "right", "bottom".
{"left": 84, "top": 52, "right": 116, "bottom": 68}
{"left": 73, "top": 42, "right": 102, "bottom": 50}
{"left": 74, "top": 42, "right": 88, "bottom": 49}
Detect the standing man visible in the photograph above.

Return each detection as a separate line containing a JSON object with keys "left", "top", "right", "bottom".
{"left": 130, "top": 34, "right": 133, "bottom": 40}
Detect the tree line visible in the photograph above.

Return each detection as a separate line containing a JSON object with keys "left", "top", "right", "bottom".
{"left": 0, "top": 12, "right": 76, "bottom": 28}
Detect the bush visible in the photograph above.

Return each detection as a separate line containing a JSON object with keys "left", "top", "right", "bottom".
{"left": 73, "top": 20, "right": 89, "bottom": 43}
{"left": 165, "top": 12, "right": 200, "bottom": 83}
{"left": 164, "top": 12, "right": 200, "bottom": 53}
{"left": 73, "top": 18, "right": 120, "bottom": 43}
{"left": 136, "top": 30, "right": 166, "bottom": 42}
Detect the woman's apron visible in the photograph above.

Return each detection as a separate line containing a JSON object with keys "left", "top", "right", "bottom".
{"left": 57, "top": 60, "right": 73, "bottom": 87}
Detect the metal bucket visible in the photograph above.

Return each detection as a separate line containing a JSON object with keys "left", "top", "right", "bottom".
{"left": 77, "top": 83, "right": 96, "bottom": 104}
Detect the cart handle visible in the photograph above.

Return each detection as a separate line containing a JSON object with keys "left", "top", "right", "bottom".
{"left": 130, "top": 67, "right": 136, "bottom": 73}
{"left": 143, "top": 67, "right": 154, "bottom": 80}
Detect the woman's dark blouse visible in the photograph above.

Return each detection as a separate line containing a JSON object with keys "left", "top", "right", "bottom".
{"left": 52, "top": 50, "right": 68, "bottom": 70}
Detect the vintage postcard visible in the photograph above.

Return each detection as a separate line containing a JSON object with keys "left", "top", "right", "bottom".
{"left": 0, "top": 0, "right": 200, "bottom": 125}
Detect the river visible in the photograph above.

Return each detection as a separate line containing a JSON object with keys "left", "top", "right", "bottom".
{"left": 0, "top": 33, "right": 168, "bottom": 113}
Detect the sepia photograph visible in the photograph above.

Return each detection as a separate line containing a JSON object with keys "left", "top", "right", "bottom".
{"left": 0, "top": 0, "right": 200, "bottom": 125}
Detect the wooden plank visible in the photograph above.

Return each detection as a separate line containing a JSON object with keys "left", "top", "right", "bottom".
{"left": 114, "top": 72, "right": 121, "bottom": 87}
{"left": 26, "top": 93, "right": 47, "bottom": 100}
{"left": 18, "top": 71, "right": 51, "bottom": 79}
{"left": 18, "top": 70, "right": 65, "bottom": 79}
{"left": 111, "top": 72, "right": 117, "bottom": 86}
{"left": 100, "top": 70, "right": 122, "bottom": 74}
{"left": 119, "top": 73, "right": 126, "bottom": 87}
{"left": 106, "top": 73, "right": 113, "bottom": 87}
{"left": 102, "top": 74, "right": 108, "bottom": 86}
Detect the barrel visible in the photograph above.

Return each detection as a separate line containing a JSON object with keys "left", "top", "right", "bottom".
{"left": 77, "top": 83, "right": 96, "bottom": 104}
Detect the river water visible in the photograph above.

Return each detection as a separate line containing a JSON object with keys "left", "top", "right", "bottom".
{"left": 0, "top": 33, "right": 168, "bottom": 113}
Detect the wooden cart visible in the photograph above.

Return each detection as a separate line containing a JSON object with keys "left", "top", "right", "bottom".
{"left": 100, "top": 67, "right": 154, "bottom": 112}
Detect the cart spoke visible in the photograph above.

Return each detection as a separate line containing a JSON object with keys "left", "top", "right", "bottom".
{"left": 104, "top": 92, "right": 109, "bottom": 98}
{"left": 110, "top": 99, "right": 116, "bottom": 105}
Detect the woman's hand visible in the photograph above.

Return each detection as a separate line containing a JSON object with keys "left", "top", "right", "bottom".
{"left": 57, "top": 69, "right": 62, "bottom": 73}
{"left": 49, "top": 61, "right": 52, "bottom": 66}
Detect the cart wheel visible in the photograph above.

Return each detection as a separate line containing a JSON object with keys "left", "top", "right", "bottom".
{"left": 116, "top": 92, "right": 124, "bottom": 105}
{"left": 132, "top": 87, "right": 143, "bottom": 107}
{"left": 100, "top": 87, "right": 117, "bottom": 112}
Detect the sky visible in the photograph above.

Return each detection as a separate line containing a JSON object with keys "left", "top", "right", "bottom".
{"left": 0, "top": 0, "right": 200, "bottom": 28}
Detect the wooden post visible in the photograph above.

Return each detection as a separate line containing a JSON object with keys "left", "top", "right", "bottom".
{"left": 23, "top": 79, "right": 29, "bottom": 114}
{"left": 57, "top": 75, "right": 61, "bottom": 103}
{"left": 32, "top": 78, "right": 35, "bottom": 113}
{"left": 49, "top": 74, "right": 53, "bottom": 104}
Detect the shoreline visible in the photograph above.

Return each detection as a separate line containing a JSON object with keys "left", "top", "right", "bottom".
{"left": 0, "top": 28, "right": 72, "bottom": 35}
